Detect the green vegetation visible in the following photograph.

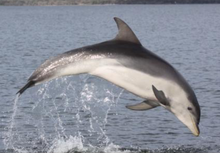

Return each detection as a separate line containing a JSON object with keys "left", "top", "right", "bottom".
{"left": 0, "top": 0, "right": 219, "bottom": 5}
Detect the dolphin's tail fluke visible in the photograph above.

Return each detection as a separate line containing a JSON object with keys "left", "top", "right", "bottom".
{"left": 17, "top": 81, "right": 35, "bottom": 95}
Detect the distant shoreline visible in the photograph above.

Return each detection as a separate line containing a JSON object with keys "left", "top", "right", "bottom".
{"left": 0, "top": 0, "right": 219, "bottom": 6}
{"left": 1, "top": 4, "right": 220, "bottom": 6}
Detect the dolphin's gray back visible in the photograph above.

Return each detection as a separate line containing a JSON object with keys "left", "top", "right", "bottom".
{"left": 30, "top": 40, "right": 191, "bottom": 94}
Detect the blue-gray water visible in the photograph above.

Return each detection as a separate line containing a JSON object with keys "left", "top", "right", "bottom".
{"left": 0, "top": 4, "right": 220, "bottom": 153}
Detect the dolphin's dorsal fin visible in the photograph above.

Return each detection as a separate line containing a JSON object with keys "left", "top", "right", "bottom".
{"left": 114, "top": 17, "right": 141, "bottom": 45}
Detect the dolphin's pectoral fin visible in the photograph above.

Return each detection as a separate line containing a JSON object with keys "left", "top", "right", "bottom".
{"left": 126, "top": 100, "right": 159, "bottom": 111}
{"left": 152, "top": 85, "right": 170, "bottom": 106}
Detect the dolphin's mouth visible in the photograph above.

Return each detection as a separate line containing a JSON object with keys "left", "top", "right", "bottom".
{"left": 190, "top": 115, "right": 200, "bottom": 136}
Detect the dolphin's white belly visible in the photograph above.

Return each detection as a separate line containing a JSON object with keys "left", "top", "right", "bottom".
{"left": 89, "top": 59, "right": 179, "bottom": 100}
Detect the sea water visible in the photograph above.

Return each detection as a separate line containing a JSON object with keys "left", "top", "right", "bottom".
{"left": 0, "top": 4, "right": 220, "bottom": 153}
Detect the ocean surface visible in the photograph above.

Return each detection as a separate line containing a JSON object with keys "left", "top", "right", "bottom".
{"left": 0, "top": 4, "right": 220, "bottom": 153}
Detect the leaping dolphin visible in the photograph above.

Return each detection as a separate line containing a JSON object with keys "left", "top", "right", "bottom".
{"left": 17, "top": 17, "right": 200, "bottom": 136}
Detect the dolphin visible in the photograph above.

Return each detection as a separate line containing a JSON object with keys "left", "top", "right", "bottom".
{"left": 17, "top": 17, "right": 200, "bottom": 136}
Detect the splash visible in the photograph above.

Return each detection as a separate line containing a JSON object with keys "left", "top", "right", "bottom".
{"left": 4, "top": 76, "right": 127, "bottom": 153}
{"left": 47, "top": 136, "right": 132, "bottom": 153}
{"left": 4, "top": 93, "right": 20, "bottom": 150}
{"left": 48, "top": 135, "right": 85, "bottom": 153}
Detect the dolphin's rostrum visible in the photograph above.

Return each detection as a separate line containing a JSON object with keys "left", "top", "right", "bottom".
{"left": 18, "top": 17, "right": 200, "bottom": 136}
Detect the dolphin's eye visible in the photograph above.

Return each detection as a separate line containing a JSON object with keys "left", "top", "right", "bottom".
{"left": 188, "top": 107, "right": 192, "bottom": 111}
